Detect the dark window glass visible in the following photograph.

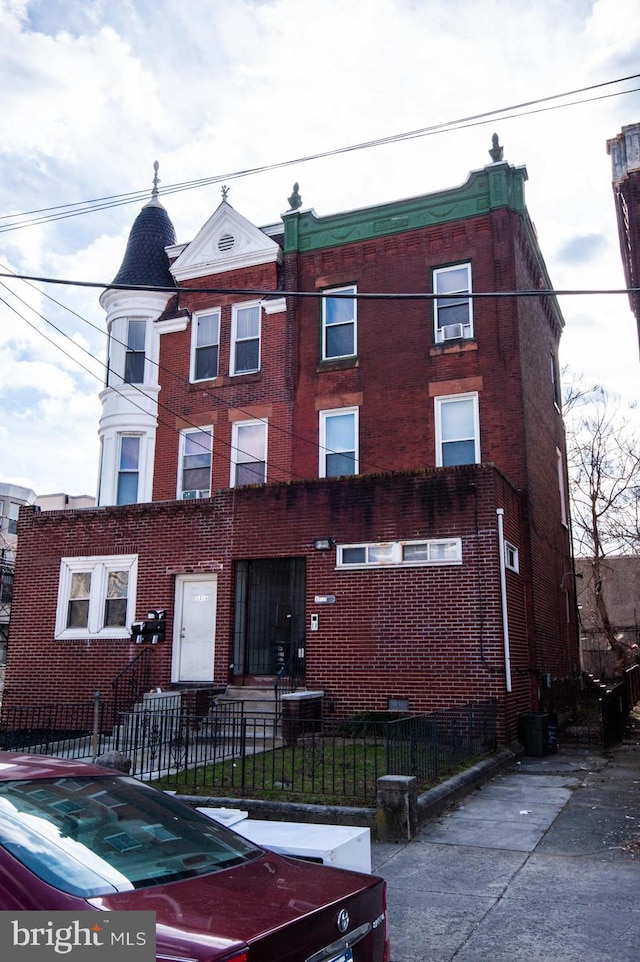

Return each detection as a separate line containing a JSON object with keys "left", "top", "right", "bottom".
{"left": 326, "top": 451, "right": 356, "bottom": 476}
{"left": 236, "top": 460, "right": 266, "bottom": 485}
{"left": 124, "top": 320, "right": 146, "bottom": 384}
{"left": 235, "top": 338, "right": 259, "bottom": 374}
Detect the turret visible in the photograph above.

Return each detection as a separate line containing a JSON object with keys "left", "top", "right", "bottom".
{"left": 97, "top": 163, "right": 177, "bottom": 505}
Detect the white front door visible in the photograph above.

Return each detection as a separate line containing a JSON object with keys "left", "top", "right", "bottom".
{"left": 172, "top": 575, "right": 217, "bottom": 683}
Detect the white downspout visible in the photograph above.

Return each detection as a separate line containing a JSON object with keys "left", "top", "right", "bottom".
{"left": 496, "top": 508, "right": 512, "bottom": 692}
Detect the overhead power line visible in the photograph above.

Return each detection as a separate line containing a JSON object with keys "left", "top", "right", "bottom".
{"left": 0, "top": 271, "right": 638, "bottom": 299}
{"left": 0, "top": 268, "right": 398, "bottom": 478}
{"left": 1, "top": 73, "right": 638, "bottom": 234}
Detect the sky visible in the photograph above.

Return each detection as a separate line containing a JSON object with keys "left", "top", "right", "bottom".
{"left": 0, "top": 0, "right": 639, "bottom": 497}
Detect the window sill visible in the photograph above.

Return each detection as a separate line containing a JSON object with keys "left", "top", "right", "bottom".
{"left": 192, "top": 372, "right": 262, "bottom": 388}
{"left": 316, "top": 357, "right": 359, "bottom": 373}
{"left": 55, "top": 629, "right": 132, "bottom": 642}
{"left": 430, "top": 340, "right": 477, "bottom": 356}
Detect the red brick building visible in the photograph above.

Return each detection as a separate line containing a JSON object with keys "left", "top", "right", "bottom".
{"left": 608, "top": 122, "right": 640, "bottom": 355}
{"left": 6, "top": 142, "right": 579, "bottom": 740}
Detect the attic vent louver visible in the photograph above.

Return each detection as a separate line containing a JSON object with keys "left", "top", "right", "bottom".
{"left": 218, "top": 233, "right": 235, "bottom": 252}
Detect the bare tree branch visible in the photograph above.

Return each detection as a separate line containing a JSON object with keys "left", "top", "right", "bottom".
{"left": 563, "top": 372, "right": 640, "bottom": 671}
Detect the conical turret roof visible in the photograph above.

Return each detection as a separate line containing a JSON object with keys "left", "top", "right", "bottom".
{"left": 108, "top": 164, "right": 177, "bottom": 290}
{"left": 110, "top": 195, "right": 177, "bottom": 289}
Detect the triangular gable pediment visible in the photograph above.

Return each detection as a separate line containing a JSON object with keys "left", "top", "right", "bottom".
{"left": 169, "top": 202, "right": 283, "bottom": 281}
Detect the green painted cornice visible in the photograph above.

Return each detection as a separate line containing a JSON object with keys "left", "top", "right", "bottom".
{"left": 284, "top": 162, "right": 528, "bottom": 253}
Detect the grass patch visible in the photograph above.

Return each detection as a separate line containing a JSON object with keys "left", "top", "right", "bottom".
{"left": 149, "top": 736, "right": 497, "bottom": 808}
{"left": 150, "top": 737, "right": 387, "bottom": 807}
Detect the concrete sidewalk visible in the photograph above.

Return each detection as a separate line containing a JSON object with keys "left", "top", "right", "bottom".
{"left": 373, "top": 726, "right": 640, "bottom": 962}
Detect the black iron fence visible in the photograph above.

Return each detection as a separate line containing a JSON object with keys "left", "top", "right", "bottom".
{"left": 385, "top": 700, "right": 498, "bottom": 780}
{"left": 564, "top": 665, "right": 640, "bottom": 746}
{"left": 0, "top": 698, "right": 111, "bottom": 757}
{"left": 0, "top": 697, "right": 498, "bottom": 805}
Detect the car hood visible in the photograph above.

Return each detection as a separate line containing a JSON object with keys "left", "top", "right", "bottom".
{"left": 89, "top": 851, "right": 376, "bottom": 961}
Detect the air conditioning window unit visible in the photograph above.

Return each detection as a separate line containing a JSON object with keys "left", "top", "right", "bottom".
{"left": 441, "top": 323, "right": 464, "bottom": 341}
{"left": 182, "top": 489, "right": 208, "bottom": 500}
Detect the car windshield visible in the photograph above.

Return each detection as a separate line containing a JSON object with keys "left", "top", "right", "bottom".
{"left": 0, "top": 774, "right": 262, "bottom": 898}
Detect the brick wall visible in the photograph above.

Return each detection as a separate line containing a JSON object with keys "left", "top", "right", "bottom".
{"left": 7, "top": 466, "right": 565, "bottom": 739}
{"left": 152, "top": 260, "right": 293, "bottom": 499}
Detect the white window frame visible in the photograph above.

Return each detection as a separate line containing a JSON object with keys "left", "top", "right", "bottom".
{"left": 55, "top": 555, "right": 138, "bottom": 640}
{"left": 191, "top": 310, "right": 220, "bottom": 382}
{"left": 435, "top": 393, "right": 480, "bottom": 467}
{"left": 337, "top": 538, "right": 462, "bottom": 569}
{"left": 319, "top": 407, "right": 359, "bottom": 478}
{"left": 321, "top": 285, "right": 357, "bottom": 360}
{"left": 178, "top": 426, "right": 213, "bottom": 499}
{"left": 230, "top": 302, "right": 261, "bottom": 375}
{"left": 433, "top": 263, "right": 473, "bottom": 343}
{"left": 231, "top": 419, "right": 267, "bottom": 487}
{"left": 504, "top": 541, "right": 520, "bottom": 573}
{"left": 124, "top": 318, "right": 147, "bottom": 384}
{"left": 116, "top": 434, "right": 141, "bottom": 506}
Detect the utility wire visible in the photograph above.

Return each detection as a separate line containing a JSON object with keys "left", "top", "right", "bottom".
{"left": 0, "top": 280, "right": 395, "bottom": 479}
{"left": 0, "top": 262, "right": 391, "bottom": 472}
{"left": 2, "top": 70, "right": 638, "bottom": 484}
{"left": 0, "top": 272, "right": 638, "bottom": 298}
{"left": 1, "top": 73, "right": 638, "bottom": 233}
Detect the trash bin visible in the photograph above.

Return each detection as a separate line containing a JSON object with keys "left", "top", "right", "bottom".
{"left": 518, "top": 712, "right": 550, "bottom": 756}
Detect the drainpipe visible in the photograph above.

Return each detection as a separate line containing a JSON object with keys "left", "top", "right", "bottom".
{"left": 496, "top": 508, "right": 512, "bottom": 692}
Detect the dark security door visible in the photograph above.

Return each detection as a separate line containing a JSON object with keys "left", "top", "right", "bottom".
{"left": 233, "top": 558, "right": 305, "bottom": 678}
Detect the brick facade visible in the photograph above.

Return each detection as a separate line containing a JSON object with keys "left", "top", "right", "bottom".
{"left": 10, "top": 468, "right": 536, "bottom": 734}
{"left": 6, "top": 154, "right": 579, "bottom": 741}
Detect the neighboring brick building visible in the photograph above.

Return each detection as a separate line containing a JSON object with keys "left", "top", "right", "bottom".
{"left": 576, "top": 556, "right": 640, "bottom": 680}
{"left": 6, "top": 141, "right": 579, "bottom": 740}
{"left": 607, "top": 122, "right": 640, "bottom": 355}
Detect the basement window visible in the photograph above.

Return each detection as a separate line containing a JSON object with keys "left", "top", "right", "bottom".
{"left": 337, "top": 538, "right": 461, "bottom": 569}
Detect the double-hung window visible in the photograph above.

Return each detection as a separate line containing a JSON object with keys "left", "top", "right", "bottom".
{"left": 319, "top": 408, "right": 359, "bottom": 477}
{"left": 322, "top": 286, "right": 357, "bottom": 360}
{"left": 231, "top": 303, "right": 261, "bottom": 375}
{"left": 117, "top": 436, "right": 140, "bottom": 505}
{"left": 124, "top": 319, "right": 146, "bottom": 383}
{"left": 433, "top": 264, "right": 473, "bottom": 343}
{"left": 435, "top": 394, "right": 480, "bottom": 466}
{"left": 55, "top": 555, "right": 137, "bottom": 639}
{"left": 232, "top": 420, "right": 267, "bottom": 486}
{"left": 192, "top": 311, "right": 220, "bottom": 381}
{"left": 179, "top": 427, "right": 212, "bottom": 499}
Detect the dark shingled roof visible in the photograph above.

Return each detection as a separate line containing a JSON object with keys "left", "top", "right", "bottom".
{"left": 109, "top": 199, "right": 177, "bottom": 290}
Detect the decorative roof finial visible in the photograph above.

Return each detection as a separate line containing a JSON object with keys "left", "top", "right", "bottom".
{"left": 221, "top": 184, "right": 229, "bottom": 202}
{"left": 288, "top": 182, "right": 302, "bottom": 210}
{"left": 489, "top": 133, "right": 504, "bottom": 163}
{"left": 152, "top": 160, "right": 160, "bottom": 199}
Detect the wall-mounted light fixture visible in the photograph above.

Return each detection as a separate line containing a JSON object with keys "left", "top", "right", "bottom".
{"left": 313, "top": 537, "right": 336, "bottom": 551}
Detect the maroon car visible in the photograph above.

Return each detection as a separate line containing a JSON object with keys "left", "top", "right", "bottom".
{"left": 0, "top": 753, "right": 389, "bottom": 962}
